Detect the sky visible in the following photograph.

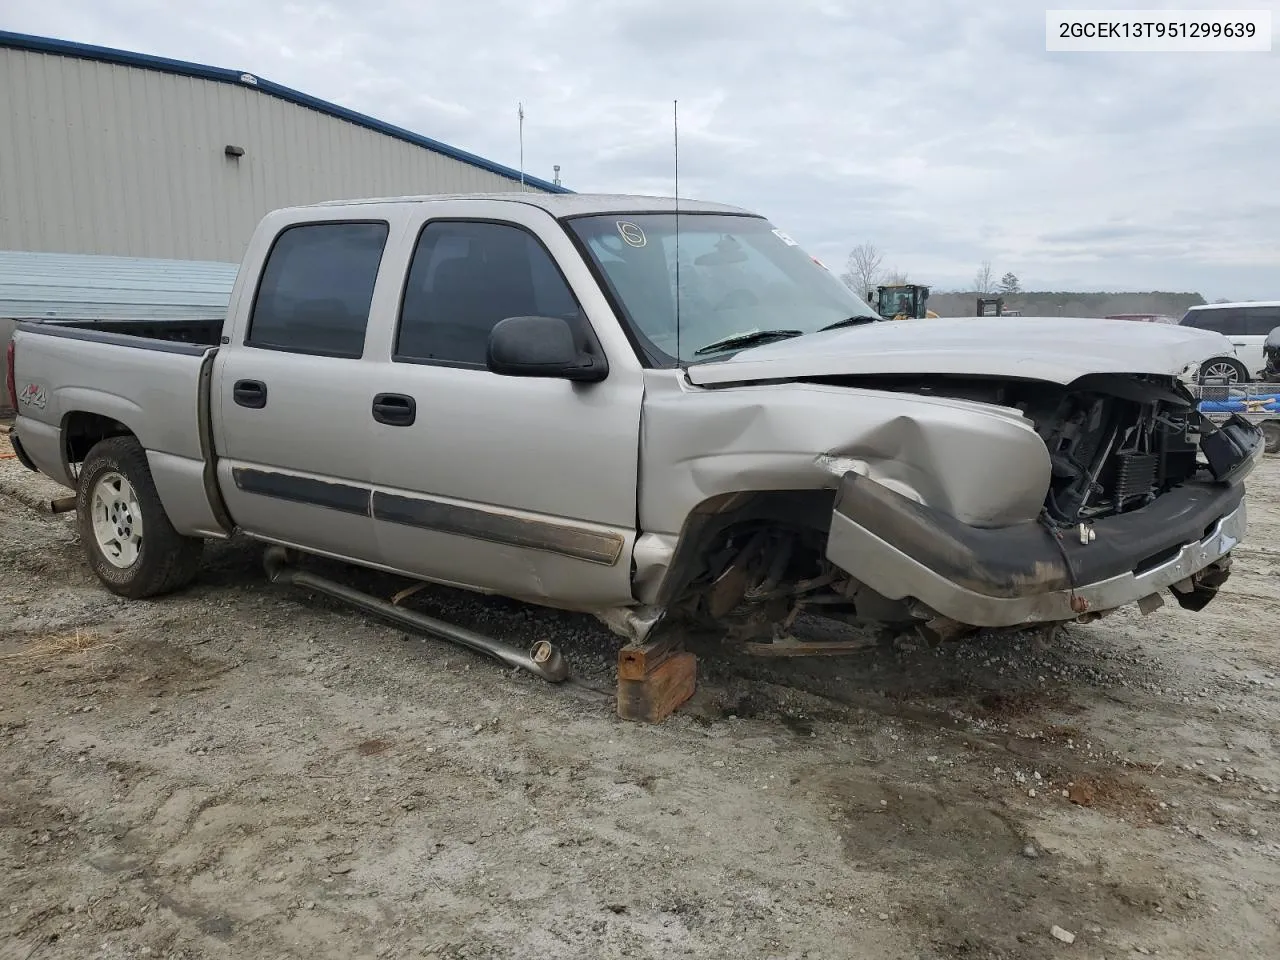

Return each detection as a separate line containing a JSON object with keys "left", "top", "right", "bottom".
{"left": 5, "top": 0, "right": 1279, "bottom": 299}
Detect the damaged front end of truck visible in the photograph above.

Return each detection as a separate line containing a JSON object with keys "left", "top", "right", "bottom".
{"left": 821, "top": 371, "right": 1258, "bottom": 636}
{"left": 632, "top": 318, "right": 1263, "bottom": 648}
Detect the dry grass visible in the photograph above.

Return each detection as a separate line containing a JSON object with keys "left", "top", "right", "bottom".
{"left": 0, "top": 630, "right": 117, "bottom": 662}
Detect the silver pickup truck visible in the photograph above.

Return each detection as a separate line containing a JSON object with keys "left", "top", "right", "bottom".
{"left": 6, "top": 193, "right": 1263, "bottom": 662}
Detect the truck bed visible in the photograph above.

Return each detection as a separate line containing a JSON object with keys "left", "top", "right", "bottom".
{"left": 25, "top": 316, "right": 224, "bottom": 347}
{"left": 10, "top": 319, "right": 227, "bottom": 539}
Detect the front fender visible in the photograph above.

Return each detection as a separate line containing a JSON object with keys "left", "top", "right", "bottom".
{"left": 638, "top": 375, "right": 1052, "bottom": 537}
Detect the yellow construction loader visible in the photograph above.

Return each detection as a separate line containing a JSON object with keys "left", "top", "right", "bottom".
{"left": 867, "top": 283, "right": 938, "bottom": 320}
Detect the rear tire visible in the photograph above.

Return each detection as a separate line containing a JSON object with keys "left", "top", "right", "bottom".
{"left": 75, "top": 436, "right": 204, "bottom": 599}
{"left": 1199, "top": 357, "right": 1248, "bottom": 385}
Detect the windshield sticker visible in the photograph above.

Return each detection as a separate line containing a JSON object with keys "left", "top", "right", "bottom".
{"left": 617, "top": 221, "right": 647, "bottom": 247}
{"left": 771, "top": 228, "right": 799, "bottom": 246}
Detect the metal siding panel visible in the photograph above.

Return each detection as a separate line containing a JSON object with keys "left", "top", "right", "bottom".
{"left": 72, "top": 58, "right": 105, "bottom": 254}
{"left": 33, "top": 55, "right": 63, "bottom": 249}
{"left": 0, "top": 48, "right": 553, "bottom": 261}
{"left": 204, "top": 77, "right": 229, "bottom": 258}
{"left": 0, "top": 55, "right": 28, "bottom": 245}
{"left": 327, "top": 103, "right": 349, "bottom": 200}
{"left": 161, "top": 75, "right": 187, "bottom": 260}
{"left": 57, "top": 58, "right": 85, "bottom": 246}
{"left": 125, "top": 66, "right": 152, "bottom": 256}
{"left": 102, "top": 57, "right": 135, "bottom": 256}
{"left": 226, "top": 87, "right": 253, "bottom": 260}
{"left": 190, "top": 73, "right": 219, "bottom": 245}
{"left": 267, "top": 91, "right": 289, "bottom": 211}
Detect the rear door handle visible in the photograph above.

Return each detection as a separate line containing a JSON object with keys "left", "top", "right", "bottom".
{"left": 372, "top": 392, "right": 416, "bottom": 426}
{"left": 233, "top": 379, "right": 267, "bottom": 409}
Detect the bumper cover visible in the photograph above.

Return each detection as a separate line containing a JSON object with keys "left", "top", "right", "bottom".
{"left": 827, "top": 472, "right": 1247, "bottom": 628}
{"left": 6, "top": 426, "right": 39, "bottom": 472}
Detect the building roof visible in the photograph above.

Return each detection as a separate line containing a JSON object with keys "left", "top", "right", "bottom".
{"left": 0, "top": 250, "right": 237, "bottom": 321}
{"left": 0, "top": 29, "right": 570, "bottom": 196}
{"left": 302, "top": 193, "right": 756, "bottom": 217}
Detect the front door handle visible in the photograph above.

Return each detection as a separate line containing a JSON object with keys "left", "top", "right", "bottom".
{"left": 372, "top": 393, "right": 416, "bottom": 426}
{"left": 233, "top": 379, "right": 268, "bottom": 409}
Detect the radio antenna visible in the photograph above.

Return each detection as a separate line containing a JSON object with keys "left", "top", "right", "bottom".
{"left": 673, "top": 98, "right": 681, "bottom": 365}
{"left": 518, "top": 102, "right": 525, "bottom": 190}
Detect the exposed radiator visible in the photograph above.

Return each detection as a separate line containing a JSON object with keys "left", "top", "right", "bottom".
{"left": 1115, "top": 450, "right": 1158, "bottom": 502}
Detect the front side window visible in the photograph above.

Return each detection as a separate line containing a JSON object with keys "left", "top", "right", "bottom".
{"left": 396, "top": 220, "right": 585, "bottom": 366}
{"left": 247, "top": 222, "right": 388, "bottom": 357}
{"left": 567, "top": 213, "right": 879, "bottom": 365}
{"left": 1182, "top": 308, "right": 1246, "bottom": 334}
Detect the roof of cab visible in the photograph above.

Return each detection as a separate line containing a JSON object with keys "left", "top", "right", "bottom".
{"left": 300, "top": 192, "right": 757, "bottom": 218}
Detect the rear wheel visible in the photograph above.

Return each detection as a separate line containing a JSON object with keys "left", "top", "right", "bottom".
{"left": 1199, "top": 357, "right": 1248, "bottom": 385}
{"left": 75, "top": 436, "right": 204, "bottom": 598}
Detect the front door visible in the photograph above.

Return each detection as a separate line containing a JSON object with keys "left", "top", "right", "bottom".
{"left": 213, "top": 219, "right": 394, "bottom": 562}
{"left": 366, "top": 208, "right": 643, "bottom": 608}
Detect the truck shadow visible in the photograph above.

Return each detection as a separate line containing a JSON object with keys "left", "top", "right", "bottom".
{"left": 193, "top": 535, "right": 1156, "bottom": 731}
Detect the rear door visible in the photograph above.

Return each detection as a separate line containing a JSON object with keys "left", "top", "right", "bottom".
{"left": 1240, "top": 306, "right": 1280, "bottom": 377}
{"left": 212, "top": 213, "right": 399, "bottom": 562}
{"left": 363, "top": 200, "right": 644, "bottom": 607}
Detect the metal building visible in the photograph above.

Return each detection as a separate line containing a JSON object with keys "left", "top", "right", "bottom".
{"left": 0, "top": 250, "right": 240, "bottom": 415}
{"left": 0, "top": 250, "right": 237, "bottom": 322}
{"left": 0, "top": 30, "right": 567, "bottom": 265}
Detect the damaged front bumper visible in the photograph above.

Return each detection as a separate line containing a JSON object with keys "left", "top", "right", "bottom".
{"left": 826, "top": 471, "right": 1249, "bottom": 629}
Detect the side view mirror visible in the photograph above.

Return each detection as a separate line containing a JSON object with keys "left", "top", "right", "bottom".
{"left": 486, "top": 315, "right": 608, "bottom": 383}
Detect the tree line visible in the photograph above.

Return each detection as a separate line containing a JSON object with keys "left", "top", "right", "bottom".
{"left": 842, "top": 244, "right": 1022, "bottom": 298}
{"left": 840, "top": 242, "right": 1206, "bottom": 318}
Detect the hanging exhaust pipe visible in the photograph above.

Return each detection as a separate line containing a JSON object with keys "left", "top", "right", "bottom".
{"left": 262, "top": 546, "right": 569, "bottom": 683}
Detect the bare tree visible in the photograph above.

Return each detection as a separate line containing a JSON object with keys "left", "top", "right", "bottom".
{"left": 884, "top": 268, "right": 909, "bottom": 285}
{"left": 974, "top": 260, "right": 995, "bottom": 294}
{"left": 841, "top": 243, "right": 884, "bottom": 298}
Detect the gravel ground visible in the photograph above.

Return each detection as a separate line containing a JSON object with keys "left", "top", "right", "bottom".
{"left": 2, "top": 425, "right": 1279, "bottom": 959}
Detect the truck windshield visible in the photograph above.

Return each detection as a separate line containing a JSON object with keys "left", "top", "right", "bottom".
{"left": 566, "top": 213, "right": 879, "bottom": 366}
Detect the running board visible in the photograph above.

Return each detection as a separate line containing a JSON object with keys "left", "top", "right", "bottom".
{"left": 262, "top": 546, "right": 569, "bottom": 683}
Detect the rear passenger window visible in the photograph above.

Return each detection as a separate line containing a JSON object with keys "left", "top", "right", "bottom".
{"left": 395, "top": 221, "right": 584, "bottom": 366}
{"left": 247, "top": 222, "right": 389, "bottom": 357}
{"left": 1244, "top": 306, "right": 1280, "bottom": 336}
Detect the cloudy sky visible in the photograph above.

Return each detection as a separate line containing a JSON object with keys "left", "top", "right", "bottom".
{"left": 7, "top": 0, "right": 1279, "bottom": 298}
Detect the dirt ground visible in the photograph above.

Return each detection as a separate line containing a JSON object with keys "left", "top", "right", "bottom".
{"left": 2, "top": 427, "right": 1278, "bottom": 960}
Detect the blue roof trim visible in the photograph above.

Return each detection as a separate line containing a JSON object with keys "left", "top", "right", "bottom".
{"left": 0, "top": 29, "right": 572, "bottom": 195}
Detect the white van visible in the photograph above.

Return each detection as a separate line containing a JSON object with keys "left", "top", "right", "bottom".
{"left": 1179, "top": 301, "right": 1280, "bottom": 383}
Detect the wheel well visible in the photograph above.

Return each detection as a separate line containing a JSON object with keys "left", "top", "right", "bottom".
{"left": 63, "top": 412, "right": 136, "bottom": 471}
{"left": 654, "top": 489, "right": 836, "bottom": 607}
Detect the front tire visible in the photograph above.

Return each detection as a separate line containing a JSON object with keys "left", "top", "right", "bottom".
{"left": 1199, "top": 357, "right": 1248, "bottom": 385}
{"left": 75, "top": 436, "right": 204, "bottom": 599}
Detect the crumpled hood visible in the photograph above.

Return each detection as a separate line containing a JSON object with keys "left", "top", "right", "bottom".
{"left": 685, "top": 316, "right": 1233, "bottom": 387}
